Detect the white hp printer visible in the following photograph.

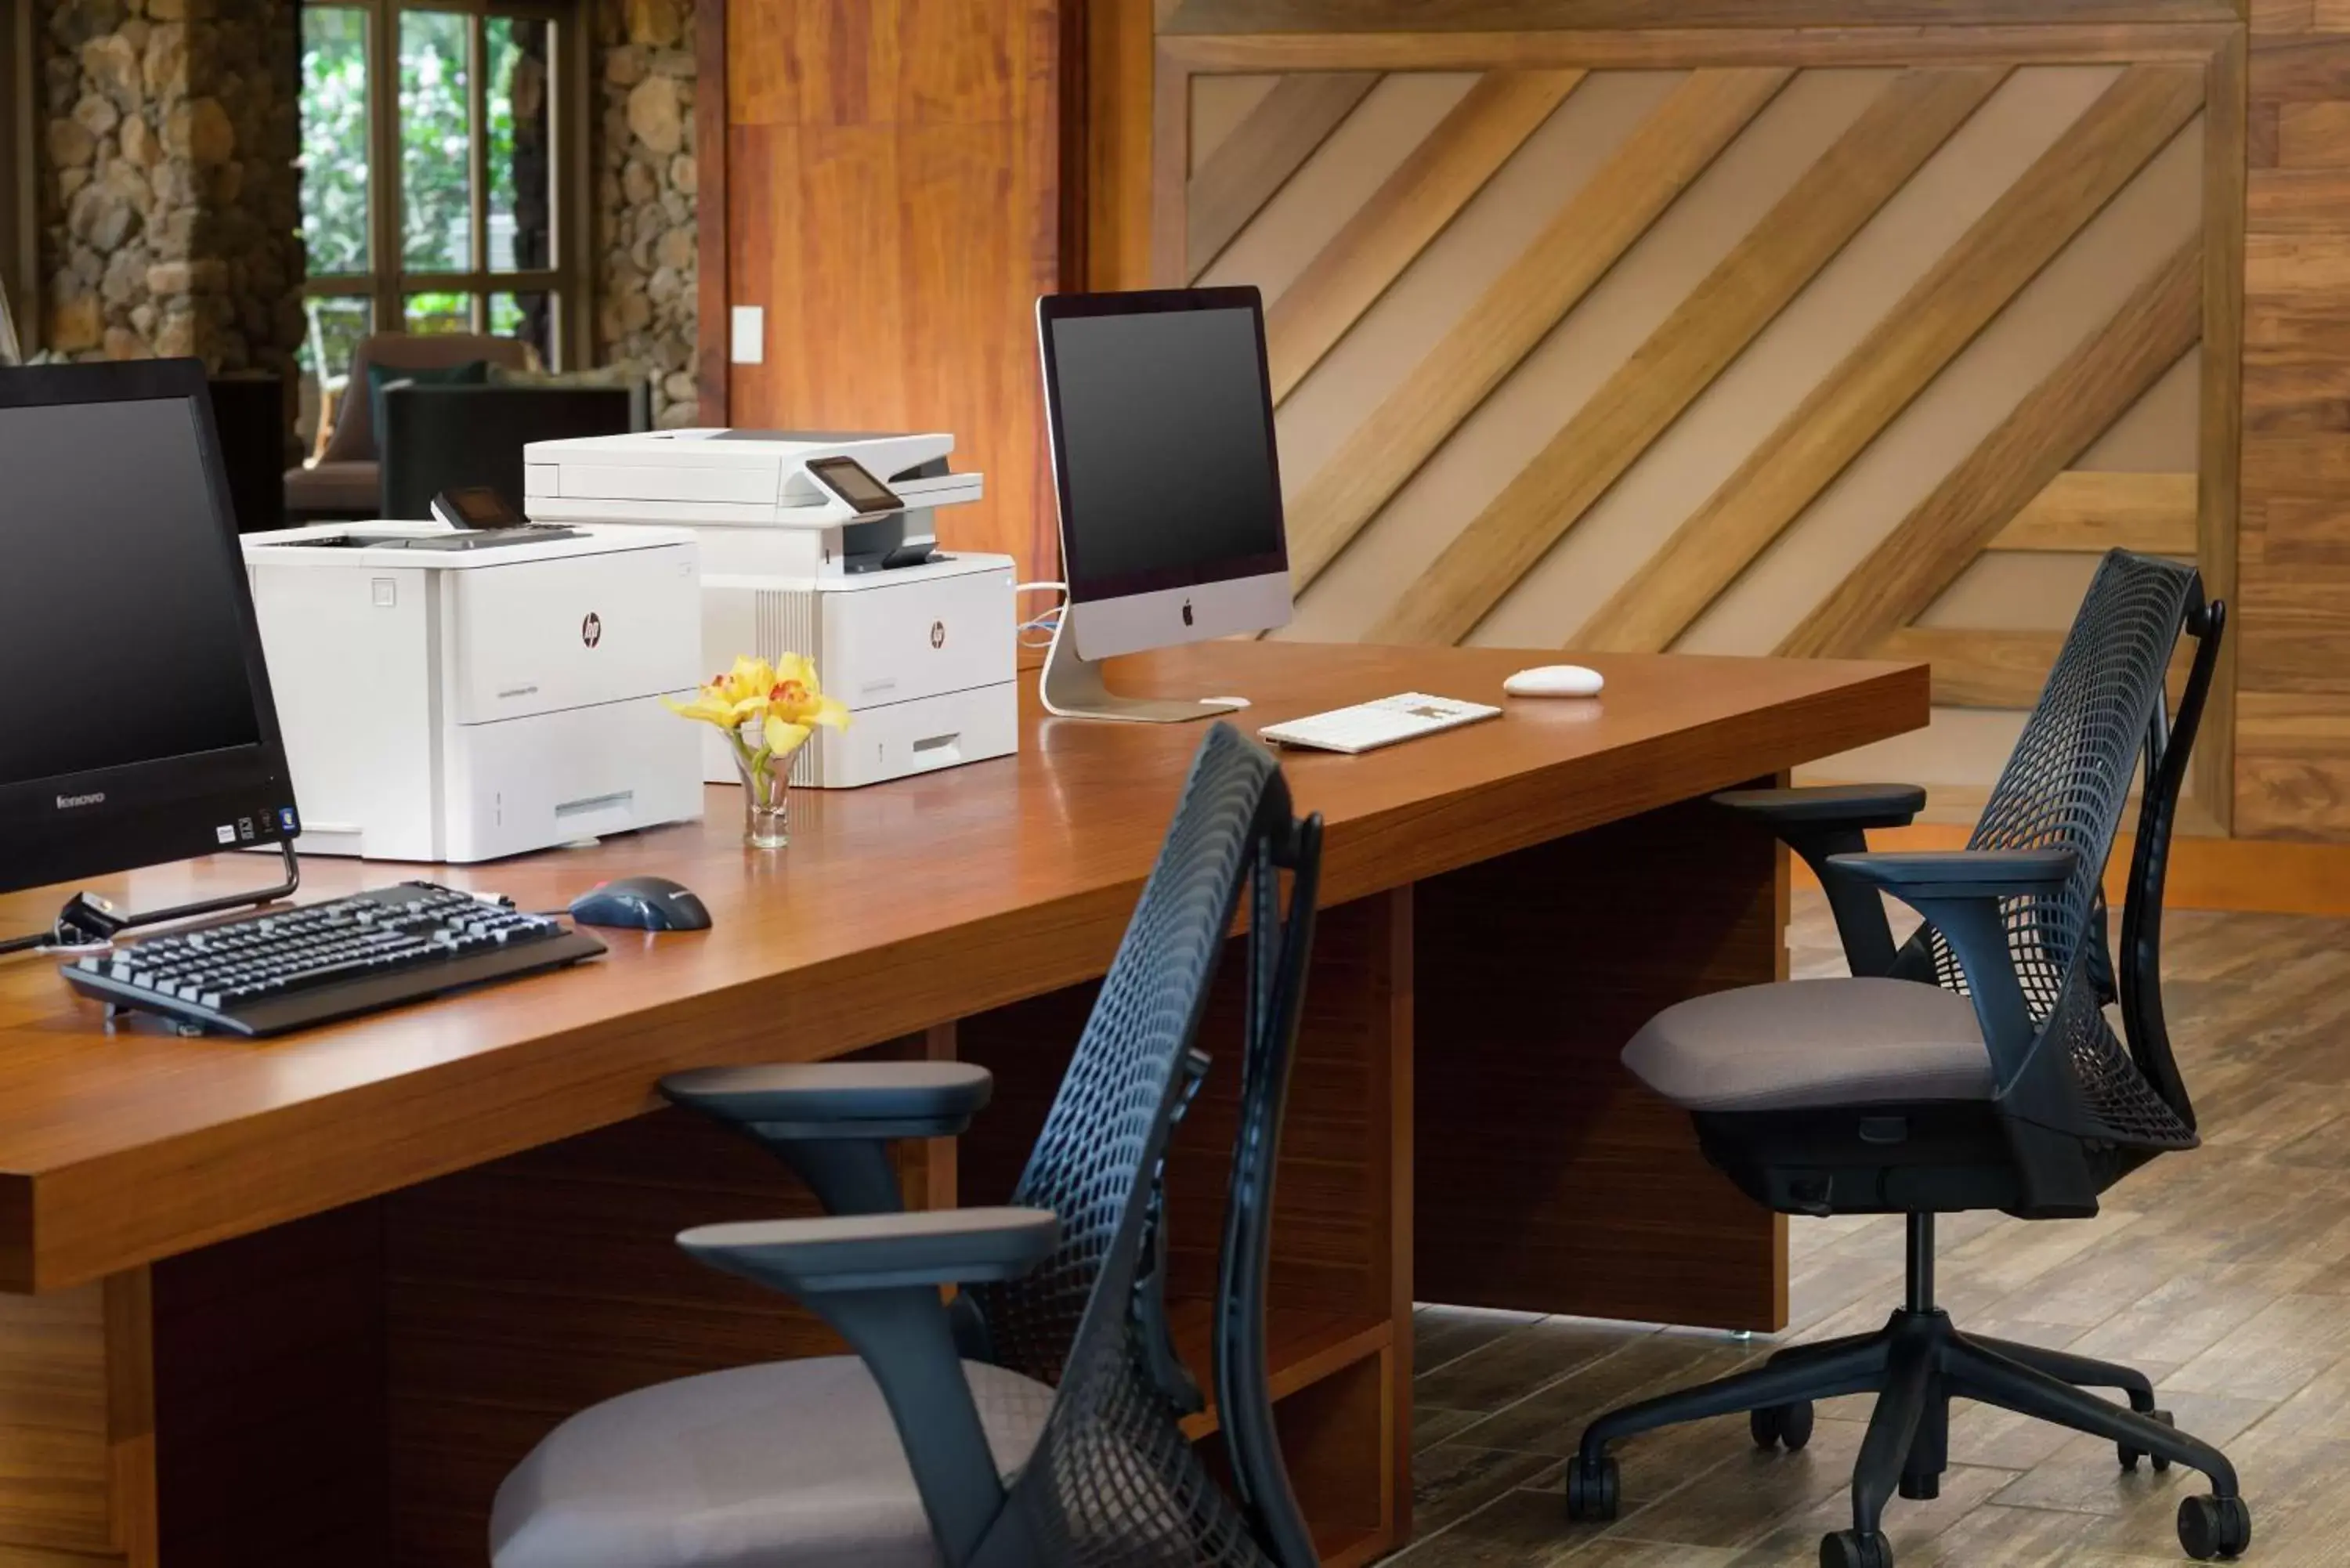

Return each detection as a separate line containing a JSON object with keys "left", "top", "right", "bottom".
{"left": 241, "top": 520, "right": 705, "bottom": 862}
{"left": 521, "top": 429, "right": 1018, "bottom": 789}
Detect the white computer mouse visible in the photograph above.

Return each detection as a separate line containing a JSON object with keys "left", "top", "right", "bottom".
{"left": 1503, "top": 664, "right": 1605, "bottom": 699}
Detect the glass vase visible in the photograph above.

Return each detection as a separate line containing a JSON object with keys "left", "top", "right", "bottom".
{"left": 732, "top": 739, "right": 790, "bottom": 850}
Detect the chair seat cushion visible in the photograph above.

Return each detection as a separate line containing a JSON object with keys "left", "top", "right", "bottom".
{"left": 1623, "top": 977, "right": 1994, "bottom": 1113}
{"left": 490, "top": 1355, "right": 1054, "bottom": 1568}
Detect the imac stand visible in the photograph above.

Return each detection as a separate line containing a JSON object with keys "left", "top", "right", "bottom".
{"left": 0, "top": 842, "right": 302, "bottom": 956}
{"left": 1039, "top": 615, "right": 1246, "bottom": 724}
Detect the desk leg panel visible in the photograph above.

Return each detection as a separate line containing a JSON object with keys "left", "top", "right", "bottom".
{"left": 1413, "top": 789, "right": 1789, "bottom": 1332}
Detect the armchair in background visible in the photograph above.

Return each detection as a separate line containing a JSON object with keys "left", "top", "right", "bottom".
{"left": 283, "top": 332, "right": 536, "bottom": 520}
{"left": 378, "top": 378, "right": 645, "bottom": 520}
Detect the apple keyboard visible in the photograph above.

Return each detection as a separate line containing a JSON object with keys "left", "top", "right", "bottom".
{"left": 1257, "top": 693, "right": 1502, "bottom": 755}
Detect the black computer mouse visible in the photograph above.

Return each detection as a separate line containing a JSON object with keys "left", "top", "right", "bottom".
{"left": 568, "top": 876, "right": 713, "bottom": 932}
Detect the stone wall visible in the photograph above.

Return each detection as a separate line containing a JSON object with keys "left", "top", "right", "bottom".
{"left": 595, "top": 0, "right": 697, "bottom": 427}
{"left": 35, "top": 0, "right": 302, "bottom": 375}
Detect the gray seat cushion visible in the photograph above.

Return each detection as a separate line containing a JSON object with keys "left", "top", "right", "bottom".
{"left": 1623, "top": 977, "right": 1994, "bottom": 1113}
{"left": 491, "top": 1355, "right": 1054, "bottom": 1568}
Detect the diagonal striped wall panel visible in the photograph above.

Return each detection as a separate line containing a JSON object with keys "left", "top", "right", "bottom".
{"left": 1162, "top": 43, "right": 2236, "bottom": 817}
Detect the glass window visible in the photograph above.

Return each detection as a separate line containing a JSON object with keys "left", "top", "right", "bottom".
{"left": 490, "top": 291, "right": 551, "bottom": 366}
{"left": 305, "top": 296, "right": 374, "bottom": 385}
{"left": 299, "top": 8, "right": 371, "bottom": 278}
{"left": 405, "top": 291, "right": 475, "bottom": 335}
{"left": 399, "top": 9, "right": 473, "bottom": 273}
{"left": 300, "top": 1, "right": 578, "bottom": 391}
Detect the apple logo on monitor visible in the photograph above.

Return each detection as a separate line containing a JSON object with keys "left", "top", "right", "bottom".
{"left": 1181, "top": 600, "right": 1194, "bottom": 627}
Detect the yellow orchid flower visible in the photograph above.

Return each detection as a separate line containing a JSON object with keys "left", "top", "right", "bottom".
{"left": 761, "top": 714, "right": 812, "bottom": 757}
{"left": 765, "top": 652, "right": 850, "bottom": 731}
{"left": 663, "top": 685, "right": 742, "bottom": 728}
{"left": 667, "top": 652, "right": 848, "bottom": 757}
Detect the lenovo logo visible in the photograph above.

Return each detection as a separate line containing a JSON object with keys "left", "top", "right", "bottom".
{"left": 56, "top": 792, "right": 105, "bottom": 810}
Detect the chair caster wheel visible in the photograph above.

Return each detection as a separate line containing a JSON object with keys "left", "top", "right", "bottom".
{"left": 1752, "top": 1400, "right": 1816, "bottom": 1451}
{"left": 1820, "top": 1528, "right": 1893, "bottom": 1568}
{"left": 1564, "top": 1455, "right": 1619, "bottom": 1523}
{"left": 2120, "top": 1408, "right": 2175, "bottom": 1473}
{"left": 2178, "top": 1494, "right": 2251, "bottom": 1560}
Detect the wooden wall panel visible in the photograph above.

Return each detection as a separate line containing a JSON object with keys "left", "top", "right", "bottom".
{"left": 714, "top": 0, "right": 1065, "bottom": 581}
{"left": 1130, "top": 19, "right": 2260, "bottom": 837}
{"left": 2243, "top": 0, "right": 2350, "bottom": 839}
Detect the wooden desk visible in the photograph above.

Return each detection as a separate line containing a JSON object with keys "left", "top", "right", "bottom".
{"left": 0, "top": 641, "right": 1922, "bottom": 1568}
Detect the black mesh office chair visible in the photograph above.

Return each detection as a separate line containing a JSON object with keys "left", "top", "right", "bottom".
{"left": 1562, "top": 551, "right": 2247, "bottom": 1566}
{"left": 490, "top": 723, "right": 1326, "bottom": 1568}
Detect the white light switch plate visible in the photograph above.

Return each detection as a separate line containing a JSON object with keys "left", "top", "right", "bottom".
{"left": 730, "top": 306, "right": 765, "bottom": 365}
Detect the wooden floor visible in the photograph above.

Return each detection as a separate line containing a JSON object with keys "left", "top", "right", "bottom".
{"left": 1389, "top": 892, "right": 2350, "bottom": 1567}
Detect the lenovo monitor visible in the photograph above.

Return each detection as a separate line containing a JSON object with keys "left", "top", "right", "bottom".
{"left": 0, "top": 359, "right": 299, "bottom": 910}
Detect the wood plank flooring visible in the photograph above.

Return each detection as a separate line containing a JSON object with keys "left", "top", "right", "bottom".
{"left": 1390, "top": 892, "right": 2350, "bottom": 1567}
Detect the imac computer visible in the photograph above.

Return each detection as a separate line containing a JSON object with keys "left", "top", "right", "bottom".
{"left": 1035, "top": 286, "right": 1293, "bottom": 721}
{"left": 0, "top": 359, "right": 304, "bottom": 948}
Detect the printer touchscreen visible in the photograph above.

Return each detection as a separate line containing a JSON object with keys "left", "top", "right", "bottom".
{"left": 807, "top": 455, "right": 903, "bottom": 515}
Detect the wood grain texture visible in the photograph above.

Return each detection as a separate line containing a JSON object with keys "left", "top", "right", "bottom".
{"left": 1371, "top": 67, "right": 2008, "bottom": 649}
{"left": 1159, "top": 26, "right": 2242, "bottom": 72}
{"left": 2240, "top": 0, "right": 2346, "bottom": 845}
{"left": 1159, "top": 0, "right": 2242, "bottom": 25}
{"left": 1990, "top": 470, "right": 2202, "bottom": 554}
{"left": 1781, "top": 240, "right": 2205, "bottom": 659}
{"left": 1414, "top": 788, "right": 1788, "bottom": 1331}
{"left": 1874, "top": 627, "right": 2066, "bottom": 708}
{"left": 692, "top": 0, "right": 728, "bottom": 425}
{"left": 723, "top": 0, "right": 1064, "bottom": 582}
{"left": 1583, "top": 65, "right": 2208, "bottom": 655}
{"left": 2236, "top": 692, "right": 2350, "bottom": 836}
{"left": 0, "top": 1282, "right": 118, "bottom": 1559}
{"left": 2237, "top": 558, "right": 2350, "bottom": 691}
{"left": 1264, "top": 69, "right": 1586, "bottom": 403}
{"left": 2200, "top": 27, "right": 2249, "bottom": 833}
{"left": 1187, "top": 72, "right": 1381, "bottom": 280}
{"left": 0, "top": 644, "right": 1925, "bottom": 1294}
{"left": 1083, "top": 0, "right": 1158, "bottom": 291}
{"left": 1282, "top": 67, "right": 1794, "bottom": 590}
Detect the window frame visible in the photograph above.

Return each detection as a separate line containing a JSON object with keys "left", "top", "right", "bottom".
{"left": 298, "top": 0, "right": 593, "bottom": 370}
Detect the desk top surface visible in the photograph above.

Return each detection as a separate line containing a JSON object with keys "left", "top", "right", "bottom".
{"left": 0, "top": 641, "right": 1924, "bottom": 1289}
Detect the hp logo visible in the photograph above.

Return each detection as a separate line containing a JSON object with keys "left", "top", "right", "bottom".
{"left": 581, "top": 612, "right": 602, "bottom": 648}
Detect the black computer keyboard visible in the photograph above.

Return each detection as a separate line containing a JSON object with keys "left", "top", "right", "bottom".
{"left": 60, "top": 882, "right": 606, "bottom": 1038}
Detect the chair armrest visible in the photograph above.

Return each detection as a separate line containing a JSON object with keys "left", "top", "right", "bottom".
{"left": 680, "top": 1207, "right": 1058, "bottom": 1295}
{"left": 1713, "top": 786, "right": 1926, "bottom": 978}
{"left": 1824, "top": 848, "right": 2077, "bottom": 899}
{"left": 663, "top": 1061, "right": 994, "bottom": 1140}
{"left": 679, "top": 1209, "right": 1050, "bottom": 1562}
{"left": 1824, "top": 847, "right": 2080, "bottom": 1087}
{"left": 1712, "top": 782, "right": 1927, "bottom": 831}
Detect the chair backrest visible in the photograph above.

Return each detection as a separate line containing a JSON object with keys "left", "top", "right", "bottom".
{"left": 320, "top": 332, "right": 537, "bottom": 464}
{"left": 1914, "top": 549, "right": 2220, "bottom": 1152}
{"left": 967, "top": 721, "right": 1320, "bottom": 1567}
{"left": 378, "top": 383, "right": 638, "bottom": 518}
